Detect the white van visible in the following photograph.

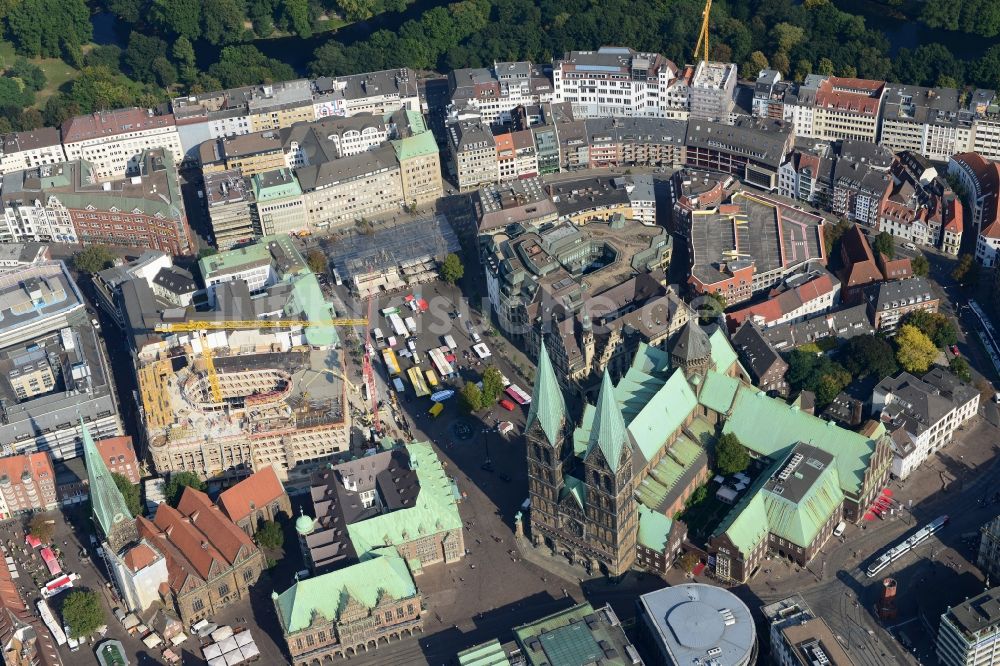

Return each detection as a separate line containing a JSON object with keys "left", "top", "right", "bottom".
{"left": 833, "top": 521, "right": 846, "bottom": 538}
{"left": 373, "top": 328, "right": 385, "bottom": 344}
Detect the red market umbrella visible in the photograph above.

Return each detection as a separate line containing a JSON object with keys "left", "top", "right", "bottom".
{"left": 883, "top": 488, "right": 893, "bottom": 496}
{"left": 864, "top": 512, "right": 876, "bottom": 521}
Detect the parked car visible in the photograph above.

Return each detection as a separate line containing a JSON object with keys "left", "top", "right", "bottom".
{"left": 499, "top": 399, "right": 516, "bottom": 411}
{"left": 951, "top": 345, "right": 961, "bottom": 356}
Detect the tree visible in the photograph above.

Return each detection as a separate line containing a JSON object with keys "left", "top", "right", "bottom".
{"left": 772, "top": 22, "right": 805, "bottom": 53}
{"left": 481, "top": 366, "right": 504, "bottom": 405}
{"left": 715, "top": 433, "right": 749, "bottom": 475}
{"left": 823, "top": 219, "right": 851, "bottom": 264}
{"left": 903, "top": 310, "right": 957, "bottom": 347}
{"left": 283, "top": 0, "right": 313, "bottom": 38}
{"left": 817, "top": 57, "right": 835, "bottom": 75}
{"left": 61, "top": 589, "right": 104, "bottom": 638}
{"left": 842, "top": 334, "right": 898, "bottom": 379}
{"left": 6, "top": 0, "right": 92, "bottom": 58}
{"left": 208, "top": 46, "right": 296, "bottom": 88}
{"left": 698, "top": 292, "right": 726, "bottom": 324}
{"left": 202, "top": 0, "right": 247, "bottom": 46}
{"left": 950, "top": 356, "right": 972, "bottom": 382}
{"left": 786, "top": 349, "right": 851, "bottom": 408}
{"left": 72, "top": 245, "right": 115, "bottom": 273}
{"left": 953, "top": 253, "right": 976, "bottom": 283}
{"left": 164, "top": 471, "right": 206, "bottom": 506}
{"left": 28, "top": 514, "right": 54, "bottom": 543}
{"left": 124, "top": 33, "right": 170, "bottom": 84}
{"left": 255, "top": 520, "right": 284, "bottom": 551}
{"left": 460, "top": 381, "right": 484, "bottom": 412}
{"left": 112, "top": 472, "right": 142, "bottom": 518}
{"left": 306, "top": 249, "right": 327, "bottom": 274}
{"left": 6, "top": 58, "right": 46, "bottom": 92}
{"left": 441, "top": 253, "right": 464, "bottom": 284}
{"left": 742, "top": 51, "right": 769, "bottom": 80}
{"left": 873, "top": 232, "right": 895, "bottom": 259}
{"left": 895, "top": 324, "right": 939, "bottom": 374}
{"left": 912, "top": 254, "right": 930, "bottom": 277}
{"left": 690, "top": 485, "right": 708, "bottom": 505}
{"left": 151, "top": 0, "right": 202, "bottom": 40}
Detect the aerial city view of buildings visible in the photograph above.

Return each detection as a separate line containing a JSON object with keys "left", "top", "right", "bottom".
{"left": 6, "top": 0, "right": 1000, "bottom": 664}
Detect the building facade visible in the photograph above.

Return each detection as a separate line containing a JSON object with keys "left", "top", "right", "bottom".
{"left": 0, "top": 453, "right": 57, "bottom": 519}
{"left": 937, "top": 587, "right": 1000, "bottom": 666}
{"left": 61, "top": 109, "right": 183, "bottom": 182}
{"left": 273, "top": 552, "right": 422, "bottom": 665}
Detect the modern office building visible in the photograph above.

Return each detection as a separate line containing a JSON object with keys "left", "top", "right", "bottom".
{"left": 0, "top": 128, "right": 66, "bottom": 176}
{"left": 639, "top": 584, "right": 757, "bottom": 665}
{"left": 204, "top": 169, "right": 259, "bottom": 250}
{"left": 513, "top": 602, "right": 643, "bottom": 665}
{"left": 0, "top": 262, "right": 121, "bottom": 460}
{"left": 938, "top": 587, "right": 1000, "bottom": 666}
{"left": 762, "top": 595, "right": 854, "bottom": 666}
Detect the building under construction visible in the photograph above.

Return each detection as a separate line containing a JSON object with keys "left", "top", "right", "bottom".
{"left": 121, "top": 236, "right": 352, "bottom": 486}
{"left": 325, "top": 214, "right": 460, "bottom": 297}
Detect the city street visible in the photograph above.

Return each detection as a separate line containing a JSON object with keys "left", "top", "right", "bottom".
{"left": 743, "top": 416, "right": 1000, "bottom": 666}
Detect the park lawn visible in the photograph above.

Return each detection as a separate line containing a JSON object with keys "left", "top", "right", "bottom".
{"left": 0, "top": 40, "right": 81, "bottom": 108}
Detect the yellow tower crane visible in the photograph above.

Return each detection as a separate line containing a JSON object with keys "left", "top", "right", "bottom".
{"left": 694, "top": 0, "right": 712, "bottom": 65}
{"left": 155, "top": 319, "right": 368, "bottom": 403}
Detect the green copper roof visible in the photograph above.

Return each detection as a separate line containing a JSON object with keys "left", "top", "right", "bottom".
{"left": 295, "top": 513, "right": 314, "bottom": 535}
{"left": 81, "top": 418, "right": 132, "bottom": 539}
{"left": 273, "top": 552, "right": 416, "bottom": 634}
{"left": 287, "top": 274, "right": 339, "bottom": 346}
{"left": 712, "top": 458, "right": 777, "bottom": 553}
{"left": 457, "top": 640, "right": 511, "bottom": 666}
{"left": 698, "top": 370, "right": 740, "bottom": 414}
{"left": 637, "top": 505, "right": 674, "bottom": 552}
{"left": 762, "top": 463, "right": 843, "bottom": 547}
{"left": 586, "top": 371, "right": 630, "bottom": 472}
{"left": 708, "top": 327, "right": 740, "bottom": 374}
{"left": 562, "top": 474, "right": 587, "bottom": 510}
{"left": 722, "top": 385, "right": 877, "bottom": 496}
{"left": 625, "top": 370, "right": 698, "bottom": 463}
{"left": 346, "top": 442, "right": 463, "bottom": 559}
{"left": 392, "top": 130, "right": 439, "bottom": 161}
{"left": 525, "top": 340, "right": 566, "bottom": 445}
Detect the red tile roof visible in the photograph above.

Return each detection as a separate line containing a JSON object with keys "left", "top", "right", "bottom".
{"left": 61, "top": 108, "right": 177, "bottom": 144}
{"left": 95, "top": 436, "right": 139, "bottom": 483}
{"left": 122, "top": 543, "right": 160, "bottom": 573}
{"left": 839, "top": 226, "right": 883, "bottom": 287}
{"left": 727, "top": 272, "right": 835, "bottom": 329}
{"left": 217, "top": 467, "right": 286, "bottom": 524}
{"left": 953, "top": 152, "right": 1000, "bottom": 236}
{"left": 815, "top": 77, "right": 885, "bottom": 117}
{"left": 137, "top": 486, "right": 257, "bottom": 595}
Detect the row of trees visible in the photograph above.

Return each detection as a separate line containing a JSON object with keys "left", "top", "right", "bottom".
{"left": 786, "top": 308, "right": 961, "bottom": 409}
{"left": 302, "top": 0, "right": 1000, "bottom": 92}
{"left": 461, "top": 366, "right": 505, "bottom": 412}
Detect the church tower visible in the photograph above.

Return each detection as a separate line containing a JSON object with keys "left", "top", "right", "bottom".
{"left": 525, "top": 339, "right": 569, "bottom": 549}
{"left": 669, "top": 320, "right": 712, "bottom": 377}
{"left": 82, "top": 418, "right": 138, "bottom": 554}
{"left": 582, "top": 371, "right": 638, "bottom": 576}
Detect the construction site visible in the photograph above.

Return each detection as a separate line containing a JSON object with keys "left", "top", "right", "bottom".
{"left": 325, "top": 214, "right": 461, "bottom": 297}
{"left": 125, "top": 236, "right": 366, "bottom": 487}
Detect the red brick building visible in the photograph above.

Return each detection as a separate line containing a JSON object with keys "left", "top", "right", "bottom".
{"left": 95, "top": 436, "right": 140, "bottom": 485}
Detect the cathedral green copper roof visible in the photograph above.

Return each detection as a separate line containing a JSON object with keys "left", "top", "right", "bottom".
{"left": 273, "top": 552, "right": 415, "bottom": 633}
{"left": 525, "top": 340, "right": 566, "bottom": 445}
{"left": 586, "top": 371, "right": 630, "bottom": 472}
{"left": 81, "top": 418, "right": 132, "bottom": 540}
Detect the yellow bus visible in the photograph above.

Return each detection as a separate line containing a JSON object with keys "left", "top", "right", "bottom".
{"left": 425, "top": 369, "right": 439, "bottom": 387}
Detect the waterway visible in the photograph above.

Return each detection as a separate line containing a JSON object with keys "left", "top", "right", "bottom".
{"left": 832, "top": 0, "right": 1000, "bottom": 59}
{"left": 91, "top": 0, "right": 1000, "bottom": 80}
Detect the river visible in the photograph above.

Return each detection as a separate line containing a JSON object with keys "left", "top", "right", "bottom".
{"left": 92, "top": 0, "right": 1000, "bottom": 79}
{"left": 832, "top": 0, "right": 1000, "bottom": 59}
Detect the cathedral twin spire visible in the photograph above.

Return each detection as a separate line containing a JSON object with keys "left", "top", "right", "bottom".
{"left": 526, "top": 339, "right": 567, "bottom": 445}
